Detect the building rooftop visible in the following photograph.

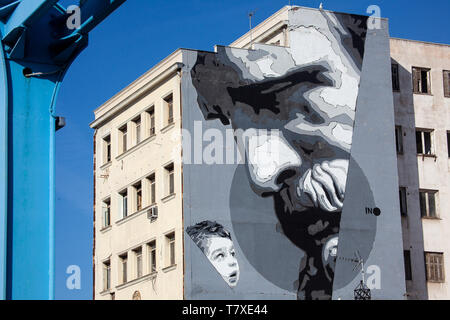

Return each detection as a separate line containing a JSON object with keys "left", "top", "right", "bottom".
{"left": 90, "top": 5, "right": 449, "bottom": 129}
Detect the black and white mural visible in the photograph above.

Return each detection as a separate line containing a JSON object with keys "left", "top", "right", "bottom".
{"left": 182, "top": 7, "right": 405, "bottom": 300}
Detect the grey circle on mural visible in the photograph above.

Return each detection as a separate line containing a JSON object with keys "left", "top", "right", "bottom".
{"left": 229, "top": 156, "right": 376, "bottom": 294}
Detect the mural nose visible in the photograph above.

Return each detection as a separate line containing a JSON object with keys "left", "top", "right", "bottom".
{"left": 275, "top": 168, "right": 299, "bottom": 187}
{"left": 227, "top": 257, "right": 237, "bottom": 267}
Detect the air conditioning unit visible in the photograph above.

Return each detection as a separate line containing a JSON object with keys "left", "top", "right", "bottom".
{"left": 147, "top": 206, "right": 158, "bottom": 220}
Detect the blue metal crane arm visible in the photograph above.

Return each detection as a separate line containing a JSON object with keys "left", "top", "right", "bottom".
{"left": 51, "top": 0, "right": 127, "bottom": 62}
{"left": 1, "top": 1, "right": 59, "bottom": 43}
{"left": 0, "top": 0, "right": 127, "bottom": 300}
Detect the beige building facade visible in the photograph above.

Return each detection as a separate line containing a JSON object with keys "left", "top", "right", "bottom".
{"left": 391, "top": 38, "right": 450, "bottom": 299}
{"left": 91, "top": 6, "right": 450, "bottom": 300}
{"left": 91, "top": 51, "right": 184, "bottom": 300}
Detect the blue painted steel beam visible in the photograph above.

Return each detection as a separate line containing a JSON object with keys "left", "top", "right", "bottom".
{"left": 0, "top": 0, "right": 126, "bottom": 300}
{"left": 2, "top": 1, "right": 58, "bottom": 43}
{"left": 0, "top": 22, "right": 8, "bottom": 301}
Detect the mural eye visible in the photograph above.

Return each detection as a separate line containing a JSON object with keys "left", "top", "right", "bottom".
{"left": 231, "top": 250, "right": 236, "bottom": 257}
{"left": 215, "top": 253, "right": 224, "bottom": 260}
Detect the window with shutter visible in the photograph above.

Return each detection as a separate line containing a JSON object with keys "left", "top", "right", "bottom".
{"left": 102, "top": 135, "right": 111, "bottom": 164}
{"left": 419, "top": 190, "right": 438, "bottom": 218}
{"left": 403, "top": 250, "right": 412, "bottom": 281}
{"left": 412, "top": 67, "right": 431, "bottom": 94}
{"left": 444, "top": 70, "right": 450, "bottom": 97}
{"left": 120, "top": 254, "right": 128, "bottom": 284}
{"left": 415, "top": 129, "right": 434, "bottom": 155}
{"left": 164, "top": 94, "right": 174, "bottom": 126}
{"left": 413, "top": 68, "right": 421, "bottom": 93}
{"left": 395, "top": 126, "right": 403, "bottom": 154}
{"left": 103, "top": 260, "right": 111, "bottom": 291}
{"left": 392, "top": 63, "right": 400, "bottom": 91}
{"left": 399, "top": 187, "right": 407, "bottom": 216}
{"left": 447, "top": 131, "right": 450, "bottom": 158}
{"left": 425, "top": 252, "right": 445, "bottom": 283}
{"left": 148, "top": 241, "right": 157, "bottom": 273}
{"left": 134, "top": 247, "right": 143, "bottom": 279}
{"left": 119, "top": 189, "right": 128, "bottom": 218}
{"left": 165, "top": 233, "right": 176, "bottom": 267}
{"left": 119, "top": 125, "right": 128, "bottom": 154}
{"left": 133, "top": 116, "right": 142, "bottom": 145}
{"left": 134, "top": 181, "right": 142, "bottom": 212}
{"left": 165, "top": 163, "right": 175, "bottom": 196}
{"left": 102, "top": 198, "right": 111, "bottom": 228}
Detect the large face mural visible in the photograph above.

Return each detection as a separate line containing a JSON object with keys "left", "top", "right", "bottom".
{"left": 183, "top": 7, "right": 405, "bottom": 300}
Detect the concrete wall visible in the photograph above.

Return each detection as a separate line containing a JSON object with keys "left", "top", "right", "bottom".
{"left": 332, "top": 18, "right": 405, "bottom": 300}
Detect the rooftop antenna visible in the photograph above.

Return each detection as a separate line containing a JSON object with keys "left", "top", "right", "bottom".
{"left": 248, "top": 9, "right": 258, "bottom": 47}
{"left": 352, "top": 251, "right": 372, "bottom": 300}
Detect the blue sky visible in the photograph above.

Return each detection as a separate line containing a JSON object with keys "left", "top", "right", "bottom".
{"left": 55, "top": 0, "right": 450, "bottom": 299}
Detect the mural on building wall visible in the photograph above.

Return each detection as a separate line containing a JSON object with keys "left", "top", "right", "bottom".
{"left": 186, "top": 221, "right": 240, "bottom": 287}
{"left": 183, "top": 8, "right": 404, "bottom": 300}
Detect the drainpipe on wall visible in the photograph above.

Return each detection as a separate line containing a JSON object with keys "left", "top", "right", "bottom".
{"left": 177, "top": 68, "right": 185, "bottom": 300}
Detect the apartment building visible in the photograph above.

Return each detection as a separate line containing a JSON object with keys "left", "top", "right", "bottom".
{"left": 91, "top": 6, "right": 449, "bottom": 300}
{"left": 90, "top": 51, "right": 184, "bottom": 300}
{"left": 391, "top": 38, "right": 450, "bottom": 299}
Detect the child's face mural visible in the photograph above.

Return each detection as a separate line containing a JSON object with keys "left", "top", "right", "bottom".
{"left": 186, "top": 221, "right": 240, "bottom": 288}
{"left": 205, "top": 237, "right": 240, "bottom": 287}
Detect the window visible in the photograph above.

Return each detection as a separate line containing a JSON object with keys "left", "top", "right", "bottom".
{"left": 395, "top": 126, "right": 403, "bottom": 154}
{"left": 412, "top": 67, "right": 431, "bottom": 94}
{"left": 166, "top": 233, "right": 175, "bottom": 267}
{"left": 119, "top": 189, "right": 128, "bottom": 218}
{"left": 147, "top": 107, "right": 156, "bottom": 136}
{"left": 102, "top": 135, "right": 111, "bottom": 164}
{"left": 399, "top": 187, "right": 407, "bottom": 216}
{"left": 148, "top": 241, "right": 157, "bottom": 273}
{"left": 165, "top": 163, "right": 174, "bottom": 196}
{"left": 148, "top": 174, "right": 156, "bottom": 204}
{"left": 420, "top": 190, "right": 438, "bottom": 218}
{"left": 102, "top": 198, "right": 111, "bottom": 228}
{"left": 404, "top": 250, "right": 412, "bottom": 281}
{"left": 447, "top": 131, "right": 450, "bottom": 158}
{"left": 392, "top": 63, "right": 400, "bottom": 91}
{"left": 425, "top": 252, "right": 445, "bottom": 283}
{"left": 134, "top": 182, "right": 142, "bottom": 212}
{"left": 416, "top": 129, "right": 433, "bottom": 155}
{"left": 103, "top": 260, "right": 111, "bottom": 291}
{"left": 134, "top": 116, "right": 142, "bottom": 145}
{"left": 134, "top": 247, "right": 143, "bottom": 279}
{"left": 443, "top": 70, "right": 450, "bottom": 97}
{"left": 119, "top": 125, "right": 128, "bottom": 154}
{"left": 119, "top": 253, "right": 128, "bottom": 284}
{"left": 164, "top": 94, "right": 174, "bottom": 125}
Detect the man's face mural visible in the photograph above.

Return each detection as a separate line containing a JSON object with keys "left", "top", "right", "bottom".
{"left": 189, "top": 10, "right": 368, "bottom": 299}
